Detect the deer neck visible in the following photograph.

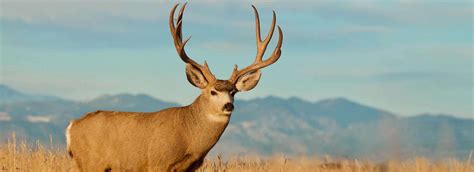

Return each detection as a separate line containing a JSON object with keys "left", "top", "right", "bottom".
{"left": 190, "top": 95, "right": 231, "bottom": 124}
{"left": 184, "top": 95, "right": 230, "bottom": 151}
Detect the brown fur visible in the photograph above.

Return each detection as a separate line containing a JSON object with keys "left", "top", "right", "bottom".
{"left": 67, "top": 96, "right": 230, "bottom": 171}
{"left": 66, "top": 70, "right": 263, "bottom": 171}
{"left": 214, "top": 80, "right": 236, "bottom": 92}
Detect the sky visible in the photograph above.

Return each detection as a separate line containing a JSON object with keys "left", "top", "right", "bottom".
{"left": 0, "top": 0, "right": 472, "bottom": 118}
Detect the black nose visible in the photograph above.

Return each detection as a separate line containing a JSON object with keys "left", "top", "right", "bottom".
{"left": 223, "top": 103, "right": 234, "bottom": 112}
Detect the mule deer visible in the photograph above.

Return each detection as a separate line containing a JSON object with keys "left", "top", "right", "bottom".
{"left": 66, "top": 3, "right": 283, "bottom": 171}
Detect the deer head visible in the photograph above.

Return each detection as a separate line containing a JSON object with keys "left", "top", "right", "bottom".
{"left": 169, "top": 3, "right": 283, "bottom": 116}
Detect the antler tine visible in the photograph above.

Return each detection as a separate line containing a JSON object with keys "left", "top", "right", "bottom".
{"left": 252, "top": 6, "right": 276, "bottom": 63}
{"left": 251, "top": 5, "right": 262, "bottom": 43}
{"left": 169, "top": 4, "right": 180, "bottom": 42}
{"left": 169, "top": 3, "right": 216, "bottom": 82}
{"left": 272, "top": 26, "right": 283, "bottom": 61}
{"left": 257, "top": 11, "right": 276, "bottom": 62}
{"left": 176, "top": 2, "right": 187, "bottom": 39}
{"left": 229, "top": 6, "right": 283, "bottom": 83}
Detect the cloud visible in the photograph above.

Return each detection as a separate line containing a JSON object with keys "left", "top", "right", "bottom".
{"left": 0, "top": 1, "right": 171, "bottom": 31}
{"left": 0, "top": 1, "right": 245, "bottom": 24}
{"left": 2, "top": 0, "right": 470, "bottom": 27}
{"left": 0, "top": 112, "right": 12, "bottom": 121}
{"left": 360, "top": 1, "right": 472, "bottom": 25}
{"left": 373, "top": 71, "right": 434, "bottom": 82}
{"left": 337, "top": 25, "right": 391, "bottom": 34}
{"left": 26, "top": 115, "right": 52, "bottom": 123}
{"left": 403, "top": 44, "right": 473, "bottom": 60}
{"left": 253, "top": 0, "right": 471, "bottom": 26}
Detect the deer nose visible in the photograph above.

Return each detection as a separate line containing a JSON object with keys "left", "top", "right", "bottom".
{"left": 223, "top": 103, "right": 234, "bottom": 112}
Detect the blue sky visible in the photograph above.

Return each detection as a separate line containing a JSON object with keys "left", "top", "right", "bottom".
{"left": 0, "top": 0, "right": 472, "bottom": 118}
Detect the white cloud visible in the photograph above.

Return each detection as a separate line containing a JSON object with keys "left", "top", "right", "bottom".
{"left": 338, "top": 25, "right": 391, "bottom": 34}
{"left": 0, "top": 1, "right": 169, "bottom": 24}
{"left": 1, "top": 0, "right": 470, "bottom": 27}
{"left": 26, "top": 115, "right": 52, "bottom": 123}
{"left": 330, "top": 1, "right": 472, "bottom": 27}
{"left": 404, "top": 44, "right": 474, "bottom": 60}
{"left": 0, "top": 112, "right": 11, "bottom": 121}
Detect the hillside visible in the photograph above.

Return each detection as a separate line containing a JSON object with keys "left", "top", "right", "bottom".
{"left": 0, "top": 85, "right": 472, "bottom": 159}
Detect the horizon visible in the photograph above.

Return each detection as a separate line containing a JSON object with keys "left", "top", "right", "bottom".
{"left": 1, "top": 83, "right": 470, "bottom": 119}
{"left": 1, "top": 1, "right": 472, "bottom": 118}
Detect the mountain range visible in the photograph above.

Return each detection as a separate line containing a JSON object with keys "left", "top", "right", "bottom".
{"left": 0, "top": 84, "right": 472, "bottom": 160}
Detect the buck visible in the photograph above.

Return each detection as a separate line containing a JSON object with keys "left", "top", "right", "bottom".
{"left": 66, "top": 3, "right": 283, "bottom": 171}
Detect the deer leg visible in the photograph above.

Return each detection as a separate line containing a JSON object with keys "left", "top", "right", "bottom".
{"left": 169, "top": 154, "right": 200, "bottom": 172}
{"left": 187, "top": 157, "right": 205, "bottom": 171}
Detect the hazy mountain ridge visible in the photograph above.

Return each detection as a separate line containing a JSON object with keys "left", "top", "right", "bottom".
{"left": 0, "top": 85, "right": 472, "bottom": 159}
{"left": 0, "top": 85, "right": 60, "bottom": 103}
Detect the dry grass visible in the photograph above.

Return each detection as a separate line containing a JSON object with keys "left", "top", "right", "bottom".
{"left": 199, "top": 155, "right": 472, "bottom": 172}
{"left": 1, "top": 134, "right": 473, "bottom": 172}
{"left": 0, "top": 134, "right": 72, "bottom": 171}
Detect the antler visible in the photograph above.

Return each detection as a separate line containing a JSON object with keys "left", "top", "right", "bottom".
{"left": 170, "top": 3, "right": 216, "bottom": 83}
{"left": 229, "top": 5, "right": 283, "bottom": 83}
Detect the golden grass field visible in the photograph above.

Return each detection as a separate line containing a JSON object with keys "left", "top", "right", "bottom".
{"left": 1, "top": 135, "right": 473, "bottom": 172}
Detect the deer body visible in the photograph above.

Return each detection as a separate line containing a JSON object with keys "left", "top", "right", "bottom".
{"left": 67, "top": 3, "right": 283, "bottom": 171}
{"left": 67, "top": 95, "right": 231, "bottom": 171}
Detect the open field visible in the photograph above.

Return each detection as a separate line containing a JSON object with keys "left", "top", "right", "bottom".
{"left": 1, "top": 136, "right": 473, "bottom": 172}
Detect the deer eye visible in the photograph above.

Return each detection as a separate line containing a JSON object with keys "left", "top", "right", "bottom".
{"left": 210, "top": 91, "right": 217, "bottom": 96}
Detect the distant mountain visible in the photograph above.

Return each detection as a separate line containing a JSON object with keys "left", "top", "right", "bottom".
{"left": 0, "top": 85, "right": 472, "bottom": 160}
{"left": 85, "top": 93, "right": 179, "bottom": 112}
{"left": 214, "top": 97, "right": 473, "bottom": 159}
{"left": 313, "top": 97, "right": 396, "bottom": 126}
{"left": 0, "top": 86, "right": 179, "bottom": 143}
{"left": 0, "top": 84, "right": 60, "bottom": 103}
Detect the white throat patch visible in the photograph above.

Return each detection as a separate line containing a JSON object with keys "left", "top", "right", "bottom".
{"left": 66, "top": 121, "right": 73, "bottom": 149}
{"left": 207, "top": 113, "right": 231, "bottom": 122}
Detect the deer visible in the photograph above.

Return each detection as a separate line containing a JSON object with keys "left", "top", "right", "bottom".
{"left": 66, "top": 3, "right": 283, "bottom": 171}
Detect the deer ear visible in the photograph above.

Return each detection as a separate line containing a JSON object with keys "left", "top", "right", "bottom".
{"left": 186, "top": 64, "right": 208, "bottom": 89}
{"left": 235, "top": 70, "right": 261, "bottom": 91}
